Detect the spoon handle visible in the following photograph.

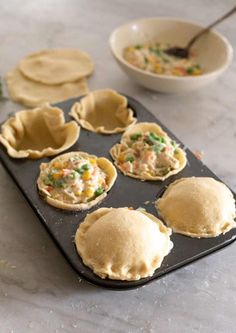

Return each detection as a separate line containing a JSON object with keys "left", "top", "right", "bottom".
{"left": 187, "top": 5, "right": 236, "bottom": 50}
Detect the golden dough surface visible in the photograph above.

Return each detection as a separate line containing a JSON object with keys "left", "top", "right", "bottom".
{"left": 70, "top": 89, "right": 137, "bottom": 134}
{"left": 19, "top": 48, "right": 94, "bottom": 85}
{"left": 0, "top": 104, "right": 80, "bottom": 159}
{"left": 156, "top": 177, "right": 236, "bottom": 238}
{"left": 6, "top": 67, "right": 88, "bottom": 107}
{"left": 75, "top": 207, "right": 173, "bottom": 280}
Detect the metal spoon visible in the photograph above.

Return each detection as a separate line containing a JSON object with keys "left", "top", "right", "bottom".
{"left": 165, "top": 5, "right": 236, "bottom": 59}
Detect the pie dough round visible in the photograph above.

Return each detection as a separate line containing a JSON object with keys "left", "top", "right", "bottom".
{"left": 0, "top": 104, "right": 80, "bottom": 159}
{"left": 19, "top": 48, "right": 94, "bottom": 85}
{"left": 156, "top": 177, "right": 236, "bottom": 238}
{"left": 75, "top": 207, "right": 173, "bottom": 280}
{"left": 110, "top": 122, "right": 186, "bottom": 180}
{"left": 6, "top": 67, "right": 89, "bottom": 107}
{"left": 37, "top": 152, "right": 117, "bottom": 211}
{"left": 69, "top": 89, "right": 137, "bottom": 134}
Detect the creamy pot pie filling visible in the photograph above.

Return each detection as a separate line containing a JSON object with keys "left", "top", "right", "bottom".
{"left": 115, "top": 131, "right": 179, "bottom": 177}
{"left": 40, "top": 155, "right": 108, "bottom": 204}
{"left": 123, "top": 43, "right": 202, "bottom": 77}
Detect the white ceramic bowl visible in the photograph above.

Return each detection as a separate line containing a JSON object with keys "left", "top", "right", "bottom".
{"left": 109, "top": 17, "right": 233, "bottom": 93}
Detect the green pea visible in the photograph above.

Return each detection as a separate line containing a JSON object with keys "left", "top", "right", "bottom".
{"left": 171, "top": 140, "right": 177, "bottom": 147}
{"left": 54, "top": 179, "right": 64, "bottom": 188}
{"left": 149, "top": 132, "right": 161, "bottom": 141}
{"left": 95, "top": 187, "right": 104, "bottom": 196}
{"left": 152, "top": 143, "right": 165, "bottom": 153}
{"left": 81, "top": 164, "right": 89, "bottom": 171}
{"left": 75, "top": 164, "right": 90, "bottom": 174}
{"left": 187, "top": 67, "right": 194, "bottom": 74}
{"left": 134, "top": 44, "right": 143, "bottom": 50}
{"left": 126, "top": 156, "right": 135, "bottom": 163}
{"left": 160, "top": 137, "right": 166, "bottom": 143}
{"left": 130, "top": 133, "right": 142, "bottom": 141}
{"left": 75, "top": 168, "right": 83, "bottom": 174}
{"left": 70, "top": 171, "right": 77, "bottom": 179}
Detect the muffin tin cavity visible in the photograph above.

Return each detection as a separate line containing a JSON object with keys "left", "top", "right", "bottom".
{"left": 70, "top": 89, "right": 137, "bottom": 134}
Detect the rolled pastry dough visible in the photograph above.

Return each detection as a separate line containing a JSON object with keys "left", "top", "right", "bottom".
{"left": 6, "top": 67, "right": 89, "bottom": 107}
{"left": 19, "top": 48, "right": 94, "bottom": 84}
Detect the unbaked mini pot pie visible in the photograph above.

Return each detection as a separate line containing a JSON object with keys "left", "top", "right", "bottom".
{"left": 75, "top": 207, "right": 173, "bottom": 280}
{"left": 156, "top": 177, "right": 236, "bottom": 238}
{"left": 69, "top": 89, "right": 137, "bottom": 134}
{"left": 110, "top": 122, "right": 187, "bottom": 180}
{"left": 0, "top": 104, "right": 80, "bottom": 159}
{"left": 37, "top": 152, "right": 117, "bottom": 211}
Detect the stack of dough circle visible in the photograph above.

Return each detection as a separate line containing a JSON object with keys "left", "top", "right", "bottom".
{"left": 156, "top": 177, "right": 236, "bottom": 238}
{"left": 19, "top": 49, "right": 93, "bottom": 84}
{"left": 37, "top": 151, "right": 117, "bottom": 211}
{"left": 6, "top": 67, "right": 88, "bottom": 108}
{"left": 110, "top": 122, "right": 186, "bottom": 180}
{"left": 75, "top": 207, "right": 173, "bottom": 280}
{"left": 6, "top": 48, "right": 94, "bottom": 107}
{"left": 70, "top": 89, "right": 137, "bottom": 134}
{"left": 0, "top": 104, "right": 80, "bottom": 159}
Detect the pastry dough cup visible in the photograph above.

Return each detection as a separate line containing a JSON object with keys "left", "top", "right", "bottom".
{"left": 37, "top": 152, "right": 117, "bottom": 211}
{"left": 70, "top": 89, "right": 137, "bottom": 134}
{"left": 156, "top": 177, "right": 236, "bottom": 238}
{"left": 110, "top": 122, "right": 187, "bottom": 181}
{"left": 75, "top": 207, "right": 173, "bottom": 280}
{"left": 0, "top": 104, "right": 80, "bottom": 159}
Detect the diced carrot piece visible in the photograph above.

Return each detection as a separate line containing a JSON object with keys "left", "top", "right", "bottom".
{"left": 52, "top": 172, "right": 62, "bottom": 180}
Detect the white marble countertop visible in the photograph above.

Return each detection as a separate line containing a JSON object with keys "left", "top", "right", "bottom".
{"left": 0, "top": 0, "right": 236, "bottom": 332}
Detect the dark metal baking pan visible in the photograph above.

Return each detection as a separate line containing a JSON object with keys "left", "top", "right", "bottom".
{"left": 0, "top": 95, "right": 235, "bottom": 289}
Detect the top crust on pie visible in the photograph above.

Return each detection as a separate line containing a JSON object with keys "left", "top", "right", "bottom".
{"left": 75, "top": 207, "right": 173, "bottom": 281}
{"left": 69, "top": 89, "right": 137, "bottom": 134}
{"left": 19, "top": 48, "right": 94, "bottom": 85}
{"left": 110, "top": 122, "right": 186, "bottom": 180}
{"left": 156, "top": 177, "right": 236, "bottom": 238}
{"left": 0, "top": 104, "right": 80, "bottom": 159}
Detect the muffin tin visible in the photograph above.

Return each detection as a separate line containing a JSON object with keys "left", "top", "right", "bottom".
{"left": 0, "top": 95, "right": 236, "bottom": 289}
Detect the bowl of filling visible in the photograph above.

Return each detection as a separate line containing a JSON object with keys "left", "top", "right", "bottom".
{"left": 109, "top": 17, "right": 233, "bottom": 93}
